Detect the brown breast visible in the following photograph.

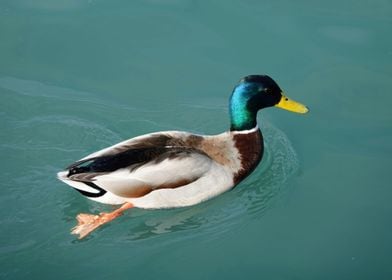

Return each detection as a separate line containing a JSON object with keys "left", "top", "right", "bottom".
{"left": 232, "top": 129, "right": 263, "bottom": 184}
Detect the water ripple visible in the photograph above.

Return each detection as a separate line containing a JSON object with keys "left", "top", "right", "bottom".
{"left": 102, "top": 121, "right": 301, "bottom": 245}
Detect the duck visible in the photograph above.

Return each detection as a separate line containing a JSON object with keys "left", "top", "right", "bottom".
{"left": 57, "top": 75, "right": 309, "bottom": 239}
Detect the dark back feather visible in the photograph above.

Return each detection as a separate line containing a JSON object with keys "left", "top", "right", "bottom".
{"left": 65, "top": 133, "right": 208, "bottom": 179}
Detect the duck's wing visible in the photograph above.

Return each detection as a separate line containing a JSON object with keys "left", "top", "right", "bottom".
{"left": 63, "top": 132, "right": 213, "bottom": 198}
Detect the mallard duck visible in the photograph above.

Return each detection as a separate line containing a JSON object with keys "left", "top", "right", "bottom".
{"left": 57, "top": 75, "right": 308, "bottom": 239}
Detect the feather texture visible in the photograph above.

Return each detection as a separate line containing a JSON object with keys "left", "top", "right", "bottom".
{"left": 58, "top": 127, "right": 262, "bottom": 208}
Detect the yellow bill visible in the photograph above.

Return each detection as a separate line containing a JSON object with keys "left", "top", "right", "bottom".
{"left": 275, "top": 94, "right": 309, "bottom": 114}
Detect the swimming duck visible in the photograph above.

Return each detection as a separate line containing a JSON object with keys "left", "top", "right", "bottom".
{"left": 57, "top": 75, "right": 308, "bottom": 239}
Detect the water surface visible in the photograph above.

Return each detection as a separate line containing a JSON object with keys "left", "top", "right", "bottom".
{"left": 1, "top": 1, "right": 391, "bottom": 279}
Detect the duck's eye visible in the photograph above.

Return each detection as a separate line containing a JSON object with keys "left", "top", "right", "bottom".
{"left": 264, "top": 88, "right": 271, "bottom": 93}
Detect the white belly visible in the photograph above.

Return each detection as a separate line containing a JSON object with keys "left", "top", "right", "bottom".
{"left": 127, "top": 163, "right": 234, "bottom": 209}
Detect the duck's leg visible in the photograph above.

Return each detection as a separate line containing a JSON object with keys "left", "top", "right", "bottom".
{"left": 71, "top": 202, "right": 134, "bottom": 239}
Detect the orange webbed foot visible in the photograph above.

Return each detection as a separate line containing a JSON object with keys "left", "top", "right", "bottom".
{"left": 71, "top": 203, "right": 134, "bottom": 239}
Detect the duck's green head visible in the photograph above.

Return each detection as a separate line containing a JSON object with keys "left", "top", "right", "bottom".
{"left": 229, "top": 75, "right": 309, "bottom": 131}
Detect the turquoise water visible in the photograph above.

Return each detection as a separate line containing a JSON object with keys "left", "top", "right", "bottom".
{"left": 1, "top": 1, "right": 392, "bottom": 279}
